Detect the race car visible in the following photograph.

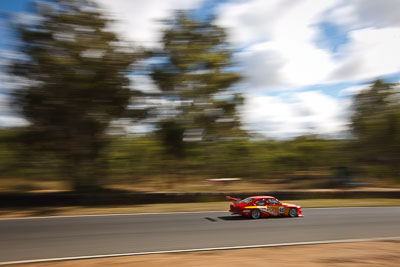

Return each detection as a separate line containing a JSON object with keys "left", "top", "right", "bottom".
{"left": 226, "top": 195, "right": 303, "bottom": 219}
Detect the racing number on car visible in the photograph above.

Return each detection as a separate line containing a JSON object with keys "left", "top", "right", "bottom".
{"left": 279, "top": 207, "right": 285, "bottom": 214}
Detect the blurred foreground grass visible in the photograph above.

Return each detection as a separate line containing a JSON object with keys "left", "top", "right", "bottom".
{"left": 1, "top": 198, "right": 400, "bottom": 218}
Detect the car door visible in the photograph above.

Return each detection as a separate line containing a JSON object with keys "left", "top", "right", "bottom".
{"left": 254, "top": 198, "right": 270, "bottom": 216}
{"left": 267, "top": 198, "right": 285, "bottom": 216}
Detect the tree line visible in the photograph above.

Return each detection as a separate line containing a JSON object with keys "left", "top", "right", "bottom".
{"left": 0, "top": 0, "right": 399, "bottom": 191}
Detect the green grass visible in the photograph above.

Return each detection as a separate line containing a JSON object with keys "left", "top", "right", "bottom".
{"left": 1, "top": 198, "right": 399, "bottom": 218}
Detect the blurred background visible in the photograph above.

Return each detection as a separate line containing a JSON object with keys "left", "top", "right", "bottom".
{"left": 0, "top": 0, "right": 399, "bottom": 193}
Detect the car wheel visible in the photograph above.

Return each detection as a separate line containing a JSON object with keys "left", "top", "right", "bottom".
{"left": 251, "top": 209, "right": 261, "bottom": 219}
{"left": 289, "top": 208, "right": 298, "bottom": 217}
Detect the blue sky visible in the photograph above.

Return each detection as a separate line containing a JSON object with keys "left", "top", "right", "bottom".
{"left": 314, "top": 21, "right": 349, "bottom": 54}
{"left": 0, "top": 0, "right": 29, "bottom": 50}
{"left": 1, "top": 0, "right": 400, "bottom": 138}
{"left": 0, "top": 0, "right": 29, "bottom": 11}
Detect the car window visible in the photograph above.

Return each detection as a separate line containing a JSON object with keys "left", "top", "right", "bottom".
{"left": 254, "top": 199, "right": 266, "bottom": 205}
{"left": 268, "top": 198, "right": 280, "bottom": 205}
{"left": 240, "top": 198, "right": 254, "bottom": 204}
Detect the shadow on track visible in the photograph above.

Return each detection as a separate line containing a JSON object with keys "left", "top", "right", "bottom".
{"left": 218, "top": 215, "right": 292, "bottom": 221}
{"left": 218, "top": 215, "right": 248, "bottom": 221}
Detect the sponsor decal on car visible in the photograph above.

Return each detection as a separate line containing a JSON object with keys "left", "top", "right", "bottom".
{"left": 259, "top": 207, "right": 277, "bottom": 216}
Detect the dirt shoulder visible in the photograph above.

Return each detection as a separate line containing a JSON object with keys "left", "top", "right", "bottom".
{"left": 11, "top": 240, "right": 400, "bottom": 267}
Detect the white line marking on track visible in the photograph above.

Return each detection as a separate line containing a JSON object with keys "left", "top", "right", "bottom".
{"left": 1, "top": 236, "right": 400, "bottom": 265}
{"left": 307, "top": 206, "right": 400, "bottom": 210}
{"left": 0, "top": 210, "right": 228, "bottom": 221}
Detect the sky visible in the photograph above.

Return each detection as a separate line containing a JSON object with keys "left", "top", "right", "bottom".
{"left": 1, "top": 0, "right": 400, "bottom": 138}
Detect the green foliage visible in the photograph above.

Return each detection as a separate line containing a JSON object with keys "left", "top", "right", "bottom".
{"left": 107, "top": 137, "right": 163, "bottom": 181}
{"left": 10, "top": 0, "right": 142, "bottom": 191}
{"left": 2, "top": 1, "right": 399, "bottom": 192}
{"left": 157, "top": 120, "right": 186, "bottom": 158}
{"left": 1, "top": 125, "right": 395, "bottom": 191}
{"left": 0, "top": 129, "right": 21, "bottom": 174}
{"left": 350, "top": 80, "right": 400, "bottom": 180}
{"left": 151, "top": 11, "right": 244, "bottom": 147}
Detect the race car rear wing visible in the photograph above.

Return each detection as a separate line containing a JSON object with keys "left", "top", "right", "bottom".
{"left": 226, "top": 195, "right": 239, "bottom": 201}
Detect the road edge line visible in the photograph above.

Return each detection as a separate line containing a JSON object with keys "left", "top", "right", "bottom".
{"left": 1, "top": 236, "right": 400, "bottom": 265}
{"left": 0, "top": 210, "right": 227, "bottom": 220}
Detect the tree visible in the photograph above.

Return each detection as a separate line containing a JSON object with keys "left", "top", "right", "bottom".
{"left": 10, "top": 0, "right": 142, "bottom": 191}
{"left": 151, "top": 11, "right": 244, "bottom": 154}
{"left": 350, "top": 80, "right": 400, "bottom": 180}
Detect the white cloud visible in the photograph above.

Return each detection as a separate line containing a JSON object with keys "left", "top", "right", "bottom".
{"left": 331, "top": 27, "right": 400, "bottom": 82}
{"left": 326, "top": 0, "right": 400, "bottom": 29}
{"left": 242, "top": 91, "right": 349, "bottom": 138}
{"left": 0, "top": 116, "right": 28, "bottom": 127}
{"left": 338, "top": 84, "right": 368, "bottom": 96}
{"left": 0, "top": 94, "right": 28, "bottom": 127}
{"left": 217, "top": 0, "right": 337, "bottom": 89}
{"left": 0, "top": 94, "right": 11, "bottom": 114}
{"left": 96, "top": 0, "right": 204, "bottom": 48}
{"left": 130, "top": 75, "right": 159, "bottom": 93}
{"left": 216, "top": 0, "right": 400, "bottom": 88}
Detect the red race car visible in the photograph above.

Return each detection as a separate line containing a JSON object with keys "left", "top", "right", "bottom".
{"left": 227, "top": 195, "right": 303, "bottom": 219}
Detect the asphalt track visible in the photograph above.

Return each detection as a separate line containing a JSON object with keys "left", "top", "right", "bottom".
{"left": 1, "top": 207, "right": 400, "bottom": 263}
